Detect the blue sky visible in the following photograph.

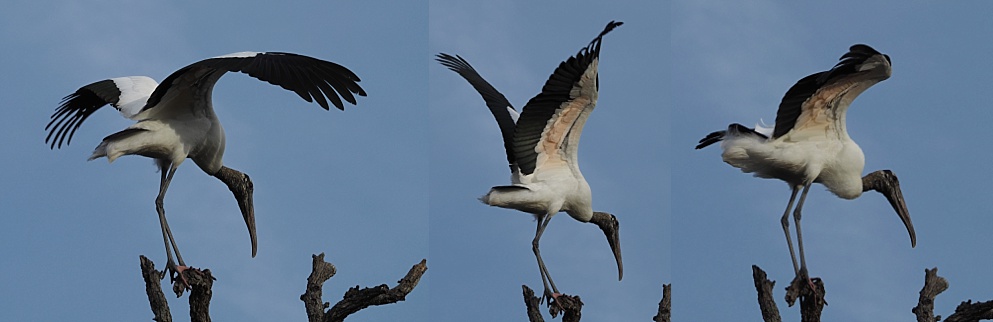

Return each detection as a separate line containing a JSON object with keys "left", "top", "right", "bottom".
{"left": 674, "top": 1, "right": 993, "bottom": 321}
{"left": 430, "top": 1, "right": 668, "bottom": 321}
{"left": 1, "top": 1, "right": 427, "bottom": 321}
{"left": 3, "top": 1, "right": 992, "bottom": 321}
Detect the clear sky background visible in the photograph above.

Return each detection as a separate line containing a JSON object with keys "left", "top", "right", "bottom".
{"left": 674, "top": 1, "right": 993, "bottom": 321}
{"left": 4, "top": 1, "right": 993, "bottom": 322}
{"left": 430, "top": 1, "right": 668, "bottom": 321}
{"left": 0, "top": 1, "right": 428, "bottom": 321}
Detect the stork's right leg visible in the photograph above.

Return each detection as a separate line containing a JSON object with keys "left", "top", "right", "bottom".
{"left": 532, "top": 213, "right": 560, "bottom": 304}
{"left": 155, "top": 164, "right": 188, "bottom": 286}
{"left": 780, "top": 187, "right": 801, "bottom": 275}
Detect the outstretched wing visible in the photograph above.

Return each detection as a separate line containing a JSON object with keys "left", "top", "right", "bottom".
{"left": 513, "top": 21, "right": 622, "bottom": 175}
{"left": 773, "top": 44, "right": 891, "bottom": 139}
{"left": 46, "top": 76, "right": 158, "bottom": 149}
{"left": 144, "top": 51, "right": 367, "bottom": 113}
{"left": 436, "top": 53, "right": 519, "bottom": 170}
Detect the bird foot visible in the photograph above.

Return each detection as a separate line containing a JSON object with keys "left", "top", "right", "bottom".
{"left": 165, "top": 261, "right": 191, "bottom": 292}
{"left": 543, "top": 290, "right": 565, "bottom": 309}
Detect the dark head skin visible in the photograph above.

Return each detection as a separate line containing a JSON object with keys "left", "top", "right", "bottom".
{"left": 862, "top": 169, "right": 915, "bottom": 248}
{"left": 590, "top": 211, "right": 623, "bottom": 280}
{"left": 214, "top": 166, "right": 257, "bottom": 257}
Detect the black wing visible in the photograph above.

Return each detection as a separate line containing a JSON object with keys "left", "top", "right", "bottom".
{"left": 46, "top": 79, "right": 124, "bottom": 149}
{"left": 513, "top": 21, "right": 622, "bottom": 175}
{"left": 436, "top": 53, "right": 518, "bottom": 170}
{"left": 145, "top": 52, "right": 366, "bottom": 112}
{"left": 773, "top": 44, "right": 888, "bottom": 138}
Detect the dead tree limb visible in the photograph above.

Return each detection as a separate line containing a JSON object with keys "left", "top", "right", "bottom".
{"left": 913, "top": 267, "right": 948, "bottom": 322}
{"left": 784, "top": 268, "right": 826, "bottom": 322}
{"left": 945, "top": 300, "right": 993, "bottom": 321}
{"left": 300, "top": 253, "right": 427, "bottom": 322}
{"left": 522, "top": 286, "right": 546, "bottom": 322}
{"left": 751, "top": 265, "right": 825, "bottom": 322}
{"left": 140, "top": 256, "right": 173, "bottom": 322}
{"left": 139, "top": 256, "right": 214, "bottom": 322}
{"left": 521, "top": 286, "right": 583, "bottom": 321}
{"left": 752, "top": 265, "right": 781, "bottom": 322}
{"left": 653, "top": 283, "right": 671, "bottom": 322}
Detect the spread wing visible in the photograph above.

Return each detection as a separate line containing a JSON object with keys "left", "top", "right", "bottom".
{"left": 513, "top": 21, "right": 622, "bottom": 175}
{"left": 773, "top": 44, "right": 892, "bottom": 139}
{"left": 46, "top": 76, "right": 158, "bottom": 149}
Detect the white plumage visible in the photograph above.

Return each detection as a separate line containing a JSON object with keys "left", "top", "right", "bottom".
{"left": 437, "top": 21, "right": 623, "bottom": 303}
{"left": 47, "top": 51, "right": 365, "bottom": 282}
{"left": 697, "top": 44, "right": 915, "bottom": 275}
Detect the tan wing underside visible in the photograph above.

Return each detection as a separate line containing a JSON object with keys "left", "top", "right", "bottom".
{"left": 789, "top": 81, "right": 855, "bottom": 137}
{"left": 534, "top": 60, "right": 599, "bottom": 171}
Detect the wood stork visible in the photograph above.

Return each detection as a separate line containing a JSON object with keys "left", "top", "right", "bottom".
{"left": 46, "top": 51, "right": 365, "bottom": 281}
{"left": 436, "top": 21, "right": 623, "bottom": 302}
{"left": 695, "top": 44, "right": 915, "bottom": 275}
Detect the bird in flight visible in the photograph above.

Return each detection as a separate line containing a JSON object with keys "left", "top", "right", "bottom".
{"left": 46, "top": 51, "right": 365, "bottom": 283}
{"left": 437, "top": 21, "right": 623, "bottom": 303}
{"left": 696, "top": 44, "right": 915, "bottom": 277}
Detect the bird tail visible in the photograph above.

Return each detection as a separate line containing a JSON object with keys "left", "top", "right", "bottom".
{"left": 87, "top": 128, "right": 150, "bottom": 162}
{"left": 695, "top": 123, "right": 768, "bottom": 149}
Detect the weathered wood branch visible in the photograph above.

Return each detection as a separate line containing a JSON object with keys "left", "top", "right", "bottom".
{"left": 653, "top": 283, "right": 671, "bottom": 322}
{"left": 139, "top": 256, "right": 214, "bottom": 322}
{"left": 140, "top": 256, "right": 173, "bottom": 322}
{"left": 521, "top": 286, "right": 582, "bottom": 321}
{"left": 751, "top": 265, "right": 825, "bottom": 322}
{"left": 301, "top": 253, "right": 427, "bottom": 322}
{"left": 913, "top": 267, "right": 948, "bottom": 322}
{"left": 140, "top": 254, "right": 425, "bottom": 322}
{"left": 522, "top": 286, "right": 546, "bottom": 322}
{"left": 752, "top": 265, "right": 781, "bottom": 322}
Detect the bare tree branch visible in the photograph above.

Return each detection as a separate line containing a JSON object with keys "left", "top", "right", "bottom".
{"left": 751, "top": 265, "right": 825, "bottom": 322}
{"left": 944, "top": 300, "right": 993, "bottom": 322}
{"left": 653, "top": 284, "right": 671, "bottom": 322}
{"left": 299, "top": 253, "right": 427, "bottom": 322}
{"left": 301, "top": 253, "right": 337, "bottom": 322}
{"left": 549, "top": 294, "right": 583, "bottom": 322}
{"left": 752, "top": 265, "right": 781, "bottom": 322}
{"left": 184, "top": 268, "right": 215, "bottom": 322}
{"left": 913, "top": 267, "right": 948, "bottom": 322}
{"left": 520, "top": 286, "right": 583, "bottom": 321}
{"left": 522, "top": 286, "right": 546, "bottom": 322}
{"left": 140, "top": 256, "right": 172, "bottom": 322}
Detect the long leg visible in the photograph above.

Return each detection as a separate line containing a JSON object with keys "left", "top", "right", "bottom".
{"left": 793, "top": 181, "right": 814, "bottom": 272}
{"left": 532, "top": 213, "right": 559, "bottom": 300}
{"left": 155, "top": 163, "right": 186, "bottom": 274}
{"left": 780, "top": 186, "right": 801, "bottom": 275}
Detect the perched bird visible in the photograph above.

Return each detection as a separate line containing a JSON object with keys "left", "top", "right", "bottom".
{"left": 46, "top": 51, "right": 365, "bottom": 281}
{"left": 437, "top": 21, "right": 623, "bottom": 302}
{"left": 696, "top": 44, "right": 915, "bottom": 275}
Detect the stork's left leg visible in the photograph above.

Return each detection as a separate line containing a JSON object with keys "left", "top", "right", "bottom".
{"left": 155, "top": 163, "right": 188, "bottom": 287}
{"left": 780, "top": 187, "right": 801, "bottom": 275}
{"left": 792, "top": 182, "right": 814, "bottom": 271}
{"left": 532, "top": 213, "right": 560, "bottom": 303}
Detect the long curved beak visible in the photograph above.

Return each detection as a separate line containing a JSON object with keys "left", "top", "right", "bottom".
{"left": 592, "top": 212, "right": 623, "bottom": 280}
{"left": 216, "top": 166, "right": 258, "bottom": 257}
{"left": 864, "top": 170, "right": 916, "bottom": 247}
{"left": 235, "top": 182, "right": 257, "bottom": 257}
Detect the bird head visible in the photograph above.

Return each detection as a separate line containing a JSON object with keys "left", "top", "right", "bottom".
{"left": 216, "top": 166, "right": 257, "bottom": 257}
{"left": 863, "top": 169, "right": 916, "bottom": 248}
{"left": 590, "top": 211, "right": 623, "bottom": 280}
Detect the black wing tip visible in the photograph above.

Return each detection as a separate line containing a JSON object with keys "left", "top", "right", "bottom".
{"left": 695, "top": 130, "right": 725, "bottom": 149}
{"left": 696, "top": 123, "right": 767, "bottom": 149}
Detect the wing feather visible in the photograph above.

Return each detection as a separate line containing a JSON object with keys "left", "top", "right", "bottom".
{"left": 513, "top": 21, "right": 621, "bottom": 175}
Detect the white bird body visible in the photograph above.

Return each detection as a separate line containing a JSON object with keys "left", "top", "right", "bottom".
{"left": 47, "top": 51, "right": 366, "bottom": 280}
{"left": 438, "top": 21, "right": 623, "bottom": 301}
{"left": 721, "top": 124, "right": 866, "bottom": 200}
{"left": 697, "top": 44, "right": 915, "bottom": 275}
